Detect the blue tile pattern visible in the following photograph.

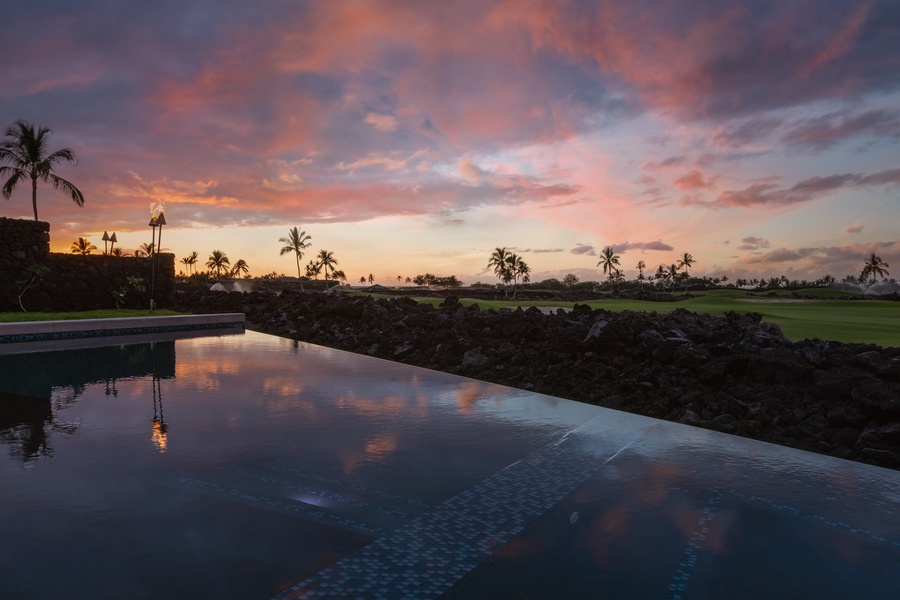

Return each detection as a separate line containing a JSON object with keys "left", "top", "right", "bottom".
{"left": 274, "top": 416, "right": 629, "bottom": 599}
{"left": 0, "top": 320, "right": 243, "bottom": 344}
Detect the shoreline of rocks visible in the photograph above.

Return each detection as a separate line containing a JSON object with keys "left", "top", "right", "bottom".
{"left": 174, "top": 289, "right": 900, "bottom": 471}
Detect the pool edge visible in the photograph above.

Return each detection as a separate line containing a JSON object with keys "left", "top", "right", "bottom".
{"left": 0, "top": 313, "right": 246, "bottom": 352}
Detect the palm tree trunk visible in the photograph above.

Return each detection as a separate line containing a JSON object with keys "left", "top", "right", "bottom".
{"left": 31, "top": 175, "right": 38, "bottom": 221}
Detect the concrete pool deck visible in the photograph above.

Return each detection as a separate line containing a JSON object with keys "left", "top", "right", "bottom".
{"left": 0, "top": 313, "right": 245, "bottom": 354}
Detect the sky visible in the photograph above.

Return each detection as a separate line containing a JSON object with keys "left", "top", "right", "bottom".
{"left": 2, "top": 0, "right": 898, "bottom": 284}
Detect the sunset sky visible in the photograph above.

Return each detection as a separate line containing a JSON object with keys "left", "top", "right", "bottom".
{"left": 2, "top": 0, "right": 898, "bottom": 284}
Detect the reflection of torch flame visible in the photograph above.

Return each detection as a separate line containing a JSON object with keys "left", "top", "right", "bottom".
{"left": 152, "top": 419, "right": 168, "bottom": 452}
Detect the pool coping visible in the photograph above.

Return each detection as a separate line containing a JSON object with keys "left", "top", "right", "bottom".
{"left": 0, "top": 313, "right": 246, "bottom": 354}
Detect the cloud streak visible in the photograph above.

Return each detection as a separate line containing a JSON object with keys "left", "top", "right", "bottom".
{"left": 705, "top": 168, "right": 900, "bottom": 209}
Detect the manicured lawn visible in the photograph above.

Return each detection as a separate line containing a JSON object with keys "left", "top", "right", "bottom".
{"left": 392, "top": 289, "right": 900, "bottom": 347}
{"left": 0, "top": 309, "right": 181, "bottom": 323}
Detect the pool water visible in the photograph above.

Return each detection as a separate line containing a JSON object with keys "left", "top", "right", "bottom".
{"left": 1, "top": 330, "right": 899, "bottom": 599}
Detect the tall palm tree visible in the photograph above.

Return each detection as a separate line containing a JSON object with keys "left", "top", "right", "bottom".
{"left": 279, "top": 227, "right": 312, "bottom": 281}
{"left": 677, "top": 252, "right": 695, "bottom": 290}
{"left": 636, "top": 260, "right": 646, "bottom": 289}
{"left": 70, "top": 237, "right": 97, "bottom": 255}
{"left": 655, "top": 265, "right": 666, "bottom": 289}
{"left": 180, "top": 255, "right": 193, "bottom": 274}
{"left": 512, "top": 255, "right": 531, "bottom": 297}
{"left": 187, "top": 250, "right": 199, "bottom": 274}
{"left": 667, "top": 264, "right": 679, "bottom": 292}
{"left": 488, "top": 247, "right": 513, "bottom": 287}
{"left": 0, "top": 120, "right": 85, "bottom": 221}
{"left": 230, "top": 259, "right": 250, "bottom": 278}
{"left": 861, "top": 253, "right": 890, "bottom": 283}
{"left": 597, "top": 246, "right": 621, "bottom": 290}
{"left": 137, "top": 242, "right": 154, "bottom": 257}
{"left": 505, "top": 252, "right": 520, "bottom": 285}
{"left": 206, "top": 249, "right": 230, "bottom": 278}
{"left": 317, "top": 249, "right": 338, "bottom": 286}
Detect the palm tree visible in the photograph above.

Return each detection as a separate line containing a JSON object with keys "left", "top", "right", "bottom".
{"left": 677, "top": 252, "right": 695, "bottom": 291}
{"left": 180, "top": 255, "right": 193, "bottom": 273}
{"left": 206, "top": 249, "right": 230, "bottom": 278}
{"left": 333, "top": 269, "right": 347, "bottom": 284}
{"left": 279, "top": 227, "right": 312, "bottom": 281}
{"left": 368, "top": 273, "right": 375, "bottom": 284}
{"left": 230, "top": 259, "right": 250, "bottom": 278}
{"left": 110, "top": 247, "right": 125, "bottom": 257}
{"left": 137, "top": 242, "right": 154, "bottom": 257}
{"left": 488, "top": 247, "right": 514, "bottom": 293}
{"left": 0, "top": 120, "right": 85, "bottom": 221}
{"left": 861, "top": 253, "right": 890, "bottom": 283}
{"left": 70, "top": 237, "right": 97, "bottom": 255}
{"left": 513, "top": 255, "right": 531, "bottom": 293}
{"left": 597, "top": 246, "right": 621, "bottom": 290}
{"left": 667, "top": 264, "right": 679, "bottom": 292}
{"left": 655, "top": 265, "right": 666, "bottom": 289}
{"left": 359, "top": 276, "right": 366, "bottom": 284}
{"left": 636, "top": 260, "right": 646, "bottom": 289}
{"left": 397, "top": 275, "right": 402, "bottom": 287}
{"left": 317, "top": 249, "right": 338, "bottom": 287}
{"left": 306, "top": 259, "right": 322, "bottom": 279}
{"left": 187, "top": 250, "right": 198, "bottom": 274}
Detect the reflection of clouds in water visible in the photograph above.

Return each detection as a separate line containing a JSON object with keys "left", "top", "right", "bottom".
{"left": 335, "top": 392, "right": 429, "bottom": 421}
{"left": 262, "top": 377, "right": 305, "bottom": 397}
{"left": 454, "top": 381, "right": 485, "bottom": 415}
{"left": 342, "top": 433, "right": 398, "bottom": 475}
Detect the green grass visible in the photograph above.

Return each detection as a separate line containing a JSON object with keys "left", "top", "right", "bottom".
{"left": 365, "top": 289, "right": 900, "bottom": 347}
{"left": 0, "top": 309, "right": 181, "bottom": 323}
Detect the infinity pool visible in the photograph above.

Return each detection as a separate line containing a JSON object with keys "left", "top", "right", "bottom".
{"left": 1, "top": 329, "right": 899, "bottom": 599}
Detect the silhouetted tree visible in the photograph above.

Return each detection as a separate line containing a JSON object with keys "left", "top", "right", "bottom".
{"left": 0, "top": 120, "right": 84, "bottom": 220}
{"left": 597, "top": 246, "right": 620, "bottom": 290}
{"left": 279, "top": 227, "right": 312, "bottom": 285}
{"left": 206, "top": 249, "right": 230, "bottom": 277}
{"left": 70, "top": 237, "right": 96, "bottom": 255}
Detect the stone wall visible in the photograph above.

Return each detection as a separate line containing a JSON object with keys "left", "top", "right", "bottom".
{"left": 0, "top": 217, "right": 50, "bottom": 263}
{"left": 0, "top": 217, "right": 174, "bottom": 312}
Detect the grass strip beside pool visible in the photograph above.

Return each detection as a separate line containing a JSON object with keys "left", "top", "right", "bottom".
{"left": 0, "top": 309, "right": 181, "bottom": 323}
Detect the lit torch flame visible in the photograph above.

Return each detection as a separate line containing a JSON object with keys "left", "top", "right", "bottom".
{"left": 150, "top": 201, "right": 166, "bottom": 221}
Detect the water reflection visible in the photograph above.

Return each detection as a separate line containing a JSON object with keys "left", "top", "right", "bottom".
{"left": 151, "top": 372, "right": 168, "bottom": 452}
{"left": 0, "top": 342, "right": 175, "bottom": 462}
{"left": 0, "top": 391, "right": 54, "bottom": 462}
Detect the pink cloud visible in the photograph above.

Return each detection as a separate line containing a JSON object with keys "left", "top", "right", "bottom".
{"left": 674, "top": 170, "right": 712, "bottom": 191}
{"left": 780, "top": 109, "right": 900, "bottom": 151}
{"left": 737, "top": 236, "right": 771, "bottom": 250}
{"left": 711, "top": 168, "right": 900, "bottom": 208}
